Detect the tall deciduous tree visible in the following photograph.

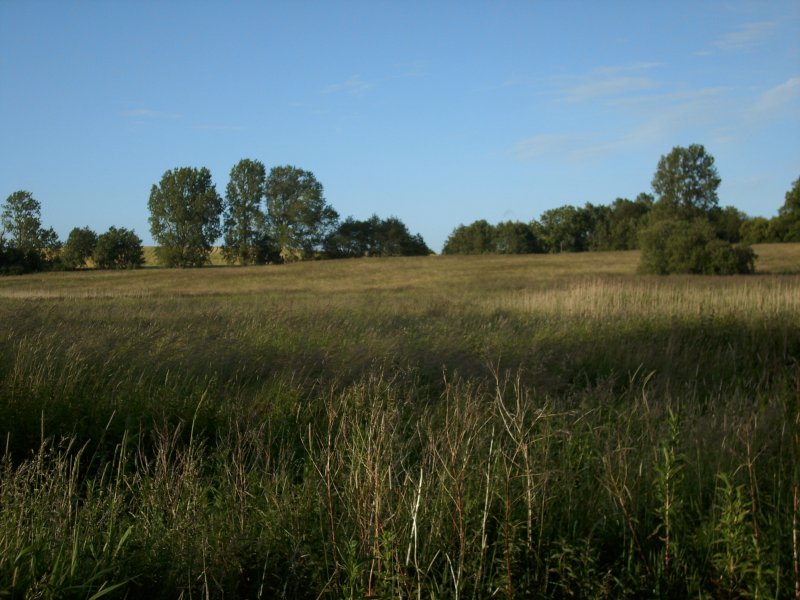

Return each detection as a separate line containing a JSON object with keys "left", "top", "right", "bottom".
{"left": 265, "top": 165, "right": 338, "bottom": 261}
{"left": 1, "top": 190, "right": 59, "bottom": 254}
{"left": 651, "top": 144, "right": 721, "bottom": 219}
{"left": 1, "top": 190, "right": 60, "bottom": 272}
{"left": 222, "top": 159, "right": 268, "bottom": 265}
{"left": 148, "top": 167, "right": 223, "bottom": 267}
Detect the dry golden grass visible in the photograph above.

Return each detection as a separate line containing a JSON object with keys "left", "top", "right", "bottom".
{"left": 1, "top": 246, "right": 798, "bottom": 325}
{"left": 752, "top": 242, "right": 800, "bottom": 273}
{"left": 142, "top": 246, "right": 227, "bottom": 267}
{"left": 1, "top": 244, "right": 797, "bottom": 599}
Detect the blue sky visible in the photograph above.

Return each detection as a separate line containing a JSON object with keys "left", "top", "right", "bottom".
{"left": 1, "top": 1, "right": 798, "bottom": 252}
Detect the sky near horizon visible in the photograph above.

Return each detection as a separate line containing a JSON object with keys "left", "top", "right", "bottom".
{"left": 1, "top": 1, "right": 799, "bottom": 252}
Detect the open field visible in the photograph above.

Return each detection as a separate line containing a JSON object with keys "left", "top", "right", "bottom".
{"left": 1, "top": 245, "right": 799, "bottom": 598}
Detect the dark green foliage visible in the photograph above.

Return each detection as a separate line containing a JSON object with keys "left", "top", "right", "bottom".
{"left": 0, "top": 191, "right": 60, "bottom": 274}
{"left": 774, "top": 175, "right": 800, "bottom": 242}
{"left": 532, "top": 204, "right": 596, "bottom": 253}
{"left": 61, "top": 226, "right": 98, "bottom": 269}
{"left": 493, "top": 219, "right": 541, "bottom": 253}
{"left": 593, "top": 194, "right": 654, "bottom": 250}
{"left": 740, "top": 217, "right": 776, "bottom": 244}
{"left": 148, "top": 167, "right": 223, "bottom": 267}
{"left": 638, "top": 218, "right": 755, "bottom": 275}
{"left": 93, "top": 226, "right": 145, "bottom": 269}
{"left": 325, "top": 215, "right": 430, "bottom": 258}
{"left": 442, "top": 219, "right": 496, "bottom": 254}
{"left": 442, "top": 219, "right": 541, "bottom": 254}
{"left": 640, "top": 145, "right": 756, "bottom": 275}
{"left": 373, "top": 216, "right": 430, "bottom": 256}
{"left": 703, "top": 238, "right": 756, "bottom": 274}
{"left": 266, "top": 165, "right": 339, "bottom": 261}
{"left": 710, "top": 205, "right": 747, "bottom": 243}
{"left": 222, "top": 159, "right": 268, "bottom": 265}
{"left": 0, "top": 191, "right": 61, "bottom": 274}
{"left": 651, "top": 144, "right": 721, "bottom": 220}
{"left": 645, "top": 218, "right": 717, "bottom": 274}
{"left": 0, "top": 241, "right": 44, "bottom": 274}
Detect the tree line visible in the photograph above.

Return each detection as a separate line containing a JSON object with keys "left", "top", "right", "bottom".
{"left": 2, "top": 147, "right": 798, "bottom": 275}
{"left": 443, "top": 144, "right": 799, "bottom": 274}
{"left": 0, "top": 160, "right": 431, "bottom": 274}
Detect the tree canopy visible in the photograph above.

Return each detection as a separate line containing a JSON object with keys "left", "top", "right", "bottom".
{"left": 1, "top": 190, "right": 60, "bottom": 272}
{"left": 651, "top": 144, "right": 720, "bottom": 219}
{"left": 639, "top": 145, "right": 754, "bottom": 275}
{"left": 442, "top": 220, "right": 497, "bottom": 255}
{"left": 148, "top": 167, "right": 223, "bottom": 267}
{"left": 62, "top": 226, "right": 98, "bottom": 269}
{"left": 266, "top": 166, "right": 339, "bottom": 261}
{"left": 222, "top": 159, "right": 268, "bottom": 265}
{"left": 531, "top": 205, "right": 595, "bottom": 253}
{"left": 325, "top": 215, "right": 430, "bottom": 258}
{"left": 93, "top": 227, "right": 145, "bottom": 269}
{"left": 774, "top": 176, "right": 800, "bottom": 242}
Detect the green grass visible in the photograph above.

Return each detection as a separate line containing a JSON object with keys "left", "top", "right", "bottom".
{"left": 1, "top": 245, "right": 799, "bottom": 598}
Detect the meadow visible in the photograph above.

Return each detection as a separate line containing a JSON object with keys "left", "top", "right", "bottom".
{"left": 0, "top": 245, "right": 798, "bottom": 598}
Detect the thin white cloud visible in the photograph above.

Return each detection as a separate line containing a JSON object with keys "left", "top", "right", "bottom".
{"left": 752, "top": 76, "right": 800, "bottom": 116}
{"left": 323, "top": 75, "right": 372, "bottom": 95}
{"left": 700, "top": 21, "right": 776, "bottom": 54}
{"left": 556, "top": 62, "right": 662, "bottom": 104}
{"left": 511, "top": 85, "right": 733, "bottom": 164}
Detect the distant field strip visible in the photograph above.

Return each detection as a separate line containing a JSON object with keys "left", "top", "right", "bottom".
{"left": 485, "top": 275, "right": 800, "bottom": 321}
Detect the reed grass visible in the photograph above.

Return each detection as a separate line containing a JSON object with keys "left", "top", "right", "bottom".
{"left": 0, "top": 245, "right": 798, "bottom": 598}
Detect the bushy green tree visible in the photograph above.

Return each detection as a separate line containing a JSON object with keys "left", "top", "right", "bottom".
{"left": 740, "top": 217, "right": 774, "bottom": 244}
{"left": 222, "top": 159, "right": 267, "bottom": 265}
{"left": 325, "top": 215, "right": 430, "bottom": 258}
{"left": 93, "top": 227, "right": 145, "bottom": 269}
{"left": 148, "top": 167, "right": 223, "bottom": 267}
{"left": 442, "top": 220, "right": 495, "bottom": 254}
{"left": 373, "top": 216, "right": 430, "bottom": 256}
{"left": 1, "top": 190, "right": 60, "bottom": 273}
{"left": 531, "top": 205, "right": 594, "bottom": 253}
{"left": 591, "top": 194, "right": 653, "bottom": 250}
{"left": 265, "top": 166, "right": 339, "bottom": 261}
{"left": 493, "top": 220, "right": 541, "bottom": 253}
{"left": 324, "top": 216, "right": 375, "bottom": 258}
{"left": 639, "top": 145, "right": 755, "bottom": 275}
{"left": 62, "top": 226, "right": 98, "bottom": 269}
{"left": 710, "top": 206, "right": 747, "bottom": 243}
{"left": 638, "top": 219, "right": 752, "bottom": 275}
{"left": 651, "top": 144, "right": 721, "bottom": 220}
{"left": 443, "top": 220, "right": 542, "bottom": 255}
{"left": 773, "top": 176, "right": 800, "bottom": 242}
